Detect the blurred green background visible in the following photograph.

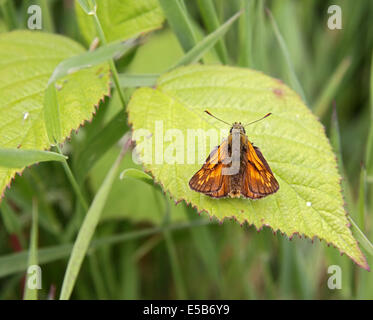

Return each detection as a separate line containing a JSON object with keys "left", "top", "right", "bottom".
{"left": 0, "top": 0, "right": 372, "bottom": 299}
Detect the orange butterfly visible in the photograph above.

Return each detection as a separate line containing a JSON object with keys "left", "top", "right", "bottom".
{"left": 189, "top": 111, "right": 279, "bottom": 199}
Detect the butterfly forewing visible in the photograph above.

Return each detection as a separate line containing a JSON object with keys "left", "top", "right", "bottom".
{"left": 189, "top": 139, "right": 230, "bottom": 197}
{"left": 240, "top": 143, "right": 279, "bottom": 198}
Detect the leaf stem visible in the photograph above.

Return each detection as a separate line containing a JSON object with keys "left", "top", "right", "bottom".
{"left": 56, "top": 145, "right": 89, "bottom": 212}
{"left": 92, "top": 13, "right": 127, "bottom": 108}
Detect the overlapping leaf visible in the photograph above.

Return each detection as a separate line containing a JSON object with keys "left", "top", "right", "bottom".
{"left": 75, "top": 0, "right": 165, "bottom": 44}
{"left": 0, "top": 31, "right": 111, "bottom": 197}
{"left": 127, "top": 64, "right": 369, "bottom": 270}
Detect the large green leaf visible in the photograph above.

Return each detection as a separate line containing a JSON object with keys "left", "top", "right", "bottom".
{"left": 127, "top": 64, "right": 369, "bottom": 270}
{"left": 0, "top": 31, "right": 110, "bottom": 197}
{"left": 75, "top": 0, "right": 165, "bottom": 44}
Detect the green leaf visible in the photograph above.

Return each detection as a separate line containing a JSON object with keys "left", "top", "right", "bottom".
{"left": 0, "top": 31, "right": 110, "bottom": 198}
{"left": 75, "top": 0, "right": 165, "bottom": 44}
{"left": 120, "top": 168, "right": 154, "bottom": 186}
{"left": 169, "top": 10, "right": 241, "bottom": 70}
{"left": 23, "top": 199, "right": 38, "bottom": 300}
{"left": 0, "top": 149, "right": 67, "bottom": 168}
{"left": 48, "top": 40, "right": 137, "bottom": 85}
{"left": 128, "top": 64, "right": 369, "bottom": 270}
{"left": 45, "top": 40, "right": 136, "bottom": 144}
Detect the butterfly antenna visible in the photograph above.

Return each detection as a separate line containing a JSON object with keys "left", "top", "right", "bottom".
{"left": 204, "top": 110, "right": 231, "bottom": 126}
{"left": 244, "top": 113, "right": 272, "bottom": 127}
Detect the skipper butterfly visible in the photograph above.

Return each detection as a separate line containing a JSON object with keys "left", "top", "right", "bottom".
{"left": 189, "top": 111, "right": 279, "bottom": 199}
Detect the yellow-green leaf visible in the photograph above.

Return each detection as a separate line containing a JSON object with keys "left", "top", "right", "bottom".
{"left": 0, "top": 30, "right": 110, "bottom": 197}
{"left": 127, "top": 64, "right": 369, "bottom": 270}
{"left": 75, "top": 0, "right": 165, "bottom": 44}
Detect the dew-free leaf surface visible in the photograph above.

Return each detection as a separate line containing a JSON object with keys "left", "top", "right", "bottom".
{"left": 0, "top": 31, "right": 110, "bottom": 197}
{"left": 128, "top": 64, "right": 369, "bottom": 270}
{"left": 75, "top": 0, "right": 165, "bottom": 44}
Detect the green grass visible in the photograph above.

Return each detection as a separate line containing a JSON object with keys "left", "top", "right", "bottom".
{"left": 0, "top": 0, "right": 372, "bottom": 300}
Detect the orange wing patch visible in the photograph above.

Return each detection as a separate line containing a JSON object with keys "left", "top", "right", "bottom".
{"left": 241, "top": 142, "right": 279, "bottom": 199}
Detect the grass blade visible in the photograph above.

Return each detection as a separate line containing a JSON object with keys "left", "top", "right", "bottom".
{"left": 170, "top": 11, "right": 241, "bottom": 69}
{"left": 158, "top": 0, "right": 197, "bottom": 52}
{"left": 0, "top": 148, "right": 67, "bottom": 168}
{"left": 366, "top": 51, "right": 373, "bottom": 179}
{"left": 357, "top": 166, "right": 367, "bottom": 229}
{"left": 330, "top": 106, "right": 373, "bottom": 257}
{"left": 185, "top": 207, "right": 222, "bottom": 297}
{"left": 314, "top": 58, "right": 351, "bottom": 118}
{"left": 0, "top": 0, "right": 17, "bottom": 30}
{"left": 59, "top": 140, "right": 131, "bottom": 300}
{"left": 0, "top": 201, "right": 22, "bottom": 235}
{"left": 348, "top": 216, "right": 373, "bottom": 257}
{"left": 197, "top": 0, "right": 229, "bottom": 64}
{"left": 118, "top": 73, "right": 159, "bottom": 88}
{"left": 238, "top": 0, "right": 254, "bottom": 67}
{"left": 0, "top": 219, "right": 211, "bottom": 279}
{"left": 23, "top": 199, "right": 39, "bottom": 300}
{"left": 267, "top": 8, "right": 307, "bottom": 104}
{"left": 330, "top": 106, "right": 355, "bottom": 215}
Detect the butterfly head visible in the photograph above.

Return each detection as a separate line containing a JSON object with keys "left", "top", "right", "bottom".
{"left": 230, "top": 122, "right": 246, "bottom": 134}
{"left": 204, "top": 110, "right": 272, "bottom": 132}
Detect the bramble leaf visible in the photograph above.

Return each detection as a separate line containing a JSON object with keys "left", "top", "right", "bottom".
{"left": 75, "top": 0, "right": 165, "bottom": 44}
{"left": 0, "top": 31, "right": 110, "bottom": 197}
{"left": 127, "top": 64, "right": 369, "bottom": 270}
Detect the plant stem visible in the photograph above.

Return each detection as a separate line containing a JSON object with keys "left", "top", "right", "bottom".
{"left": 56, "top": 145, "right": 89, "bottom": 212}
{"left": 92, "top": 13, "right": 127, "bottom": 108}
